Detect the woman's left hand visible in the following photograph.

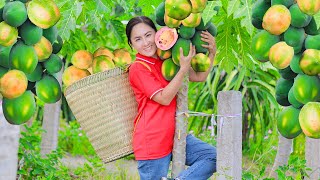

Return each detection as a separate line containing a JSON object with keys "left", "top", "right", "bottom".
{"left": 201, "top": 31, "right": 217, "bottom": 59}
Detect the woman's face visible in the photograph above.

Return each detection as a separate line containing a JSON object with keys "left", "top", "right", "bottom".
{"left": 130, "top": 23, "right": 157, "bottom": 58}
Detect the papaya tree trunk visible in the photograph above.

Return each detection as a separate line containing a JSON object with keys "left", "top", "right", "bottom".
{"left": 171, "top": 75, "right": 189, "bottom": 178}
{"left": 0, "top": 103, "right": 20, "bottom": 180}
{"left": 40, "top": 70, "right": 63, "bottom": 156}
{"left": 305, "top": 137, "right": 320, "bottom": 179}
{"left": 269, "top": 134, "right": 292, "bottom": 178}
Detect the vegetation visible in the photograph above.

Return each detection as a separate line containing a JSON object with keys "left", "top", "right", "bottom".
{"left": 1, "top": 0, "right": 320, "bottom": 179}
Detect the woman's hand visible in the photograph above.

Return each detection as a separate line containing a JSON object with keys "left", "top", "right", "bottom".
{"left": 152, "top": 43, "right": 195, "bottom": 106}
{"left": 179, "top": 43, "right": 196, "bottom": 73}
{"left": 201, "top": 31, "right": 217, "bottom": 60}
{"left": 188, "top": 32, "right": 217, "bottom": 82}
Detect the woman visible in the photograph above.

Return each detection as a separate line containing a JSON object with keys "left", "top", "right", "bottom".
{"left": 126, "top": 16, "right": 217, "bottom": 180}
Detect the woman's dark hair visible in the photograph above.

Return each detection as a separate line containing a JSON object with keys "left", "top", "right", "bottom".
{"left": 126, "top": 16, "right": 157, "bottom": 48}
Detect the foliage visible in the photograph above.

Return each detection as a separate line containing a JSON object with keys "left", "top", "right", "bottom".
{"left": 292, "top": 133, "right": 305, "bottom": 158}
{"left": 242, "top": 155, "right": 312, "bottom": 180}
{"left": 137, "top": 0, "right": 163, "bottom": 17}
{"left": 17, "top": 121, "right": 70, "bottom": 179}
{"left": 242, "top": 130, "right": 278, "bottom": 175}
{"left": 17, "top": 120, "right": 135, "bottom": 179}
{"left": 188, "top": 0, "right": 281, "bottom": 154}
{"left": 0, "top": 0, "right": 4, "bottom": 7}
{"left": 188, "top": 60, "right": 280, "bottom": 152}
{"left": 55, "top": 0, "right": 141, "bottom": 66}
{"left": 275, "top": 155, "right": 312, "bottom": 180}
{"left": 7, "top": 0, "right": 319, "bottom": 178}
{"left": 212, "top": 0, "right": 254, "bottom": 72}
{"left": 71, "top": 155, "right": 106, "bottom": 179}
{"left": 58, "top": 120, "right": 96, "bottom": 156}
{"left": 314, "top": 10, "right": 320, "bottom": 29}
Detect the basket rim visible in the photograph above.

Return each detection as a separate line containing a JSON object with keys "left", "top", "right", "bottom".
{"left": 65, "top": 66, "right": 129, "bottom": 96}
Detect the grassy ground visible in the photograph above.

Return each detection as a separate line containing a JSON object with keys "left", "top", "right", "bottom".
{"left": 61, "top": 155, "right": 140, "bottom": 179}
{"left": 60, "top": 154, "right": 274, "bottom": 180}
{"left": 58, "top": 121, "right": 310, "bottom": 179}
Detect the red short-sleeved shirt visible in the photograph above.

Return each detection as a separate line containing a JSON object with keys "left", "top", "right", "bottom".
{"left": 129, "top": 53, "right": 176, "bottom": 160}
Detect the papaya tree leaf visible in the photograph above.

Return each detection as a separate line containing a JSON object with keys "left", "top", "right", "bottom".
{"left": 107, "top": 19, "right": 126, "bottom": 44}
{"left": 56, "top": 0, "right": 79, "bottom": 40}
{"left": 0, "top": 0, "right": 5, "bottom": 8}
{"left": 227, "top": 0, "right": 254, "bottom": 35}
{"left": 236, "top": 0, "right": 254, "bottom": 35}
{"left": 94, "top": 0, "right": 112, "bottom": 14}
{"left": 212, "top": 7, "right": 226, "bottom": 25}
{"left": 221, "top": 0, "right": 229, "bottom": 11}
{"left": 227, "top": 0, "right": 240, "bottom": 17}
{"left": 202, "top": 1, "right": 217, "bottom": 25}
{"left": 75, "top": 2, "right": 83, "bottom": 17}
{"left": 138, "top": 0, "right": 163, "bottom": 16}
{"left": 55, "top": 0, "right": 72, "bottom": 11}
{"left": 116, "top": 0, "right": 135, "bottom": 12}
{"left": 215, "top": 16, "right": 239, "bottom": 73}
{"left": 80, "top": 1, "right": 99, "bottom": 29}
{"left": 87, "top": 9, "right": 102, "bottom": 31}
{"left": 314, "top": 11, "right": 320, "bottom": 29}
{"left": 235, "top": 20, "right": 254, "bottom": 70}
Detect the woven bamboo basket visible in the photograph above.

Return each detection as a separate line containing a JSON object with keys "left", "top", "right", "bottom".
{"left": 64, "top": 67, "right": 137, "bottom": 163}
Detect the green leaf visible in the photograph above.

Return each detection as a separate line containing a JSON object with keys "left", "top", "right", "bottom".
{"left": 94, "top": 0, "right": 112, "bottom": 14}
{"left": 234, "top": 19, "right": 254, "bottom": 70}
{"left": 87, "top": 9, "right": 102, "bottom": 31}
{"left": 116, "top": 0, "right": 136, "bottom": 13}
{"left": 234, "top": 67, "right": 246, "bottom": 90}
{"left": 56, "top": 0, "right": 78, "bottom": 40}
{"left": 75, "top": 2, "right": 84, "bottom": 17}
{"left": 0, "top": 0, "right": 5, "bottom": 8}
{"left": 138, "top": 0, "right": 163, "bottom": 16}
{"left": 17, "top": 169, "right": 28, "bottom": 175}
{"left": 202, "top": 1, "right": 217, "bottom": 25}
{"left": 314, "top": 11, "right": 320, "bottom": 29}
{"left": 227, "top": 0, "right": 240, "bottom": 17}
{"left": 215, "top": 16, "right": 239, "bottom": 73}
{"left": 55, "top": 0, "right": 72, "bottom": 11}
{"left": 82, "top": 0, "right": 97, "bottom": 12}
{"left": 221, "top": 0, "right": 229, "bottom": 11}
{"left": 235, "top": 0, "right": 254, "bottom": 34}
{"left": 222, "top": 69, "right": 238, "bottom": 90}
{"left": 107, "top": 19, "right": 126, "bottom": 44}
{"left": 254, "top": 68, "right": 277, "bottom": 85}
{"left": 249, "top": 79, "right": 276, "bottom": 94}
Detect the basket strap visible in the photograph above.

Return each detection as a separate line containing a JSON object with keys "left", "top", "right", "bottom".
{"left": 133, "top": 111, "right": 143, "bottom": 133}
{"left": 132, "top": 61, "right": 151, "bottom": 134}
{"left": 136, "top": 61, "right": 151, "bottom": 71}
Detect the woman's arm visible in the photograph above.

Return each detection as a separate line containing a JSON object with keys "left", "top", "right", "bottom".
{"left": 189, "top": 31, "right": 217, "bottom": 82}
{"left": 152, "top": 43, "right": 196, "bottom": 106}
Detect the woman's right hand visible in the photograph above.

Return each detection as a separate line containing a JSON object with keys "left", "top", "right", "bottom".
{"left": 179, "top": 43, "right": 195, "bottom": 73}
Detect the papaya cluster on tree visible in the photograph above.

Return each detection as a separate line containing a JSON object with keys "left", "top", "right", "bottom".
{"left": 251, "top": 0, "right": 320, "bottom": 139}
{"left": 154, "top": 0, "right": 218, "bottom": 81}
{"left": 0, "top": 0, "right": 63, "bottom": 125}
